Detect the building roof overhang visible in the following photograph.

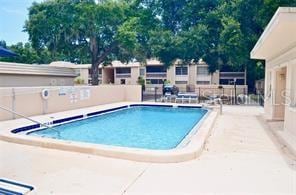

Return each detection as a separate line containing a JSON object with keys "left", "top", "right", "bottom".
{"left": 0, "top": 62, "right": 77, "bottom": 77}
{"left": 251, "top": 7, "right": 296, "bottom": 60}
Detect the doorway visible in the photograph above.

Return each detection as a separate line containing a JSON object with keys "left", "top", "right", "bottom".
{"left": 274, "top": 67, "right": 287, "bottom": 120}
{"left": 103, "top": 68, "right": 114, "bottom": 84}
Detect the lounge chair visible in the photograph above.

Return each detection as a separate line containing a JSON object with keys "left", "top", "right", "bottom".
{"left": 0, "top": 178, "right": 34, "bottom": 195}
{"left": 161, "top": 92, "right": 173, "bottom": 102}
{"left": 175, "top": 93, "right": 198, "bottom": 103}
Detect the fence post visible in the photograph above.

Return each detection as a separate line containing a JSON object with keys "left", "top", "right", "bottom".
{"left": 230, "top": 89, "right": 233, "bottom": 105}
{"left": 141, "top": 88, "right": 143, "bottom": 102}
{"left": 198, "top": 87, "right": 201, "bottom": 103}
{"left": 154, "top": 87, "right": 158, "bottom": 102}
{"left": 234, "top": 82, "right": 237, "bottom": 105}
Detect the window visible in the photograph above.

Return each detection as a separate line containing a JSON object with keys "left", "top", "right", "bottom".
{"left": 140, "top": 68, "right": 145, "bottom": 76}
{"left": 175, "top": 81, "right": 187, "bottom": 84}
{"left": 116, "top": 67, "right": 131, "bottom": 74}
{"left": 196, "top": 81, "right": 210, "bottom": 85}
{"left": 146, "top": 66, "right": 166, "bottom": 73}
{"left": 175, "top": 66, "right": 188, "bottom": 75}
{"left": 146, "top": 79, "right": 164, "bottom": 84}
{"left": 197, "top": 66, "right": 209, "bottom": 75}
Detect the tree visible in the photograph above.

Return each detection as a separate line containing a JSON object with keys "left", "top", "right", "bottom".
{"left": 0, "top": 40, "right": 7, "bottom": 48}
{"left": 145, "top": 0, "right": 218, "bottom": 67}
{"left": 143, "top": 0, "right": 296, "bottom": 90}
{"left": 23, "top": 0, "right": 296, "bottom": 89}
{"left": 0, "top": 41, "right": 53, "bottom": 64}
{"left": 25, "top": 0, "right": 156, "bottom": 85}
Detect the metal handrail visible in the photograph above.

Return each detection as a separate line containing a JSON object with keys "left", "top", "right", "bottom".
{"left": 217, "top": 98, "right": 223, "bottom": 115}
{"left": 0, "top": 105, "right": 61, "bottom": 137}
{"left": 202, "top": 96, "right": 223, "bottom": 115}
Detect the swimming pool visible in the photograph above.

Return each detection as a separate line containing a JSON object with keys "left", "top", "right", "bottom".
{"left": 27, "top": 105, "right": 207, "bottom": 150}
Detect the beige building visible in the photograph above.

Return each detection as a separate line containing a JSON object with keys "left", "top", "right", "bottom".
{"left": 49, "top": 61, "right": 141, "bottom": 85}
{"left": 143, "top": 59, "right": 221, "bottom": 91}
{"left": 63, "top": 59, "right": 247, "bottom": 94}
{"left": 101, "top": 61, "right": 141, "bottom": 85}
{"left": 251, "top": 7, "right": 296, "bottom": 146}
{"left": 0, "top": 62, "right": 77, "bottom": 87}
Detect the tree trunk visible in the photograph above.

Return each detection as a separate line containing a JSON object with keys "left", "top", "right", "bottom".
{"left": 91, "top": 64, "right": 99, "bottom": 85}
{"left": 90, "top": 37, "right": 99, "bottom": 85}
{"left": 90, "top": 38, "right": 118, "bottom": 85}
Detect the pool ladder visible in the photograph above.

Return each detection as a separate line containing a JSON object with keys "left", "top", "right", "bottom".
{"left": 0, "top": 105, "right": 61, "bottom": 137}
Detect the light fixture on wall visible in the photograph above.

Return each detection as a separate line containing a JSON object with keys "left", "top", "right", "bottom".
{"left": 280, "top": 73, "right": 286, "bottom": 80}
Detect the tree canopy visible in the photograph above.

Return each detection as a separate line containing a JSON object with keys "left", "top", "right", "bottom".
{"left": 144, "top": 0, "right": 296, "bottom": 89}
{"left": 0, "top": 41, "right": 53, "bottom": 64}
{"left": 24, "top": 0, "right": 157, "bottom": 84}
{"left": 2, "top": 0, "right": 296, "bottom": 88}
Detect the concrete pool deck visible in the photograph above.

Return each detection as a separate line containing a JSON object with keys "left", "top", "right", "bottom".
{"left": 0, "top": 105, "right": 295, "bottom": 194}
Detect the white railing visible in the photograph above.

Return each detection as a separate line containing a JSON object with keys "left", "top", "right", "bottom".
{"left": 175, "top": 75, "right": 188, "bottom": 81}
{"left": 116, "top": 73, "right": 131, "bottom": 78}
{"left": 146, "top": 72, "right": 167, "bottom": 77}
{"left": 219, "top": 72, "right": 245, "bottom": 79}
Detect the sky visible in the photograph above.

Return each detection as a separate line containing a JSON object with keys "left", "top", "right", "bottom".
{"left": 0, "top": 0, "right": 42, "bottom": 46}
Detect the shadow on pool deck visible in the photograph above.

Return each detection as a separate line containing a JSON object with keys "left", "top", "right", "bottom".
{"left": 258, "top": 117, "right": 296, "bottom": 171}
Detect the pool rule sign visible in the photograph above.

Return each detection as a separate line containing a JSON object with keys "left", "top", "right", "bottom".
{"left": 80, "top": 88, "right": 91, "bottom": 100}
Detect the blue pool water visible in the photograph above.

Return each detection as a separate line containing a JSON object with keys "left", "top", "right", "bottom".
{"left": 29, "top": 106, "right": 207, "bottom": 150}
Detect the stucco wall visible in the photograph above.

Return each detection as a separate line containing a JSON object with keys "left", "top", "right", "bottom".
{"left": 166, "top": 65, "right": 175, "bottom": 84}
{"left": 265, "top": 45, "right": 296, "bottom": 136}
{"left": 284, "top": 108, "right": 296, "bottom": 137}
{"left": 77, "top": 69, "right": 89, "bottom": 84}
{"left": 188, "top": 65, "right": 196, "bottom": 85}
{"left": 0, "top": 74, "right": 75, "bottom": 87}
{"left": 284, "top": 61, "right": 296, "bottom": 137}
{"left": 211, "top": 71, "right": 220, "bottom": 85}
{"left": 0, "top": 85, "right": 141, "bottom": 121}
{"left": 114, "top": 67, "right": 140, "bottom": 85}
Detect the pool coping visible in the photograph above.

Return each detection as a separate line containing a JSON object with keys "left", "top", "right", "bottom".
{"left": 0, "top": 102, "right": 218, "bottom": 163}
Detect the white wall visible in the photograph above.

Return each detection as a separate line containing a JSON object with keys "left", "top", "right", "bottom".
{"left": 284, "top": 61, "right": 296, "bottom": 137}
{"left": 265, "top": 45, "right": 296, "bottom": 136}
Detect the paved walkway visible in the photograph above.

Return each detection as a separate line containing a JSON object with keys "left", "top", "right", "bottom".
{"left": 0, "top": 106, "right": 295, "bottom": 194}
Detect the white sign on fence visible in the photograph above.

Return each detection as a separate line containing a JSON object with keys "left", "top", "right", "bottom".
{"left": 80, "top": 88, "right": 91, "bottom": 100}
